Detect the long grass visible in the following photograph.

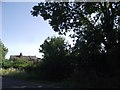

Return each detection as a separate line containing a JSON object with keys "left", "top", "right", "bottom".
{"left": 0, "top": 68, "right": 19, "bottom": 76}
{"left": 0, "top": 68, "right": 62, "bottom": 87}
{"left": 0, "top": 68, "right": 37, "bottom": 80}
{"left": 1, "top": 68, "right": 118, "bottom": 88}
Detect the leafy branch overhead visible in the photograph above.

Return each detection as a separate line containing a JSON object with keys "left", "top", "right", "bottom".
{"left": 31, "top": 2, "right": 120, "bottom": 54}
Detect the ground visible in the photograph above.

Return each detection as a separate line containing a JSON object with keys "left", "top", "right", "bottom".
{"left": 1, "top": 77, "right": 61, "bottom": 88}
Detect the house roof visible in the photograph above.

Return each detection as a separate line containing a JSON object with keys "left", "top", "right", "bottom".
{"left": 9, "top": 53, "right": 38, "bottom": 61}
{"left": 21, "top": 56, "right": 37, "bottom": 60}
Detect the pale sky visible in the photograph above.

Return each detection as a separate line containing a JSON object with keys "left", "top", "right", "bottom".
{"left": 2, "top": 2, "right": 72, "bottom": 59}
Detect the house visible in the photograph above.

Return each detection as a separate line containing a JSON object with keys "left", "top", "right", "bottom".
{"left": 9, "top": 53, "right": 38, "bottom": 63}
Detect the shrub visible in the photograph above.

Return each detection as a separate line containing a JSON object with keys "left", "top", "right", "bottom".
{"left": 32, "top": 55, "right": 74, "bottom": 81}
{"left": 13, "top": 58, "right": 32, "bottom": 69}
{"left": 2, "top": 59, "right": 13, "bottom": 69}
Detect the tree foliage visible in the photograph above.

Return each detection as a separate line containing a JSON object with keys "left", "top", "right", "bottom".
{"left": 0, "top": 40, "right": 8, "bottom": 62}
{"left": 35, "top": 36, "right": 73, "bottom": 80}
{"left": 2, "top": 59, "right": 13, "bottom": 69}
{"left": 31, "top": 2, "right": 120, "bottom": 80}
{"left": 39, "top": 36, "right": 70, "bottom": 60}
{"left": 31, "top": 2, "right": 120, "bottom": 54}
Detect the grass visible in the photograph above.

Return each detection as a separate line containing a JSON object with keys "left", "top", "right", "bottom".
{"left": 0, "top": 68, "right": 19, "bottom": 76}
{"left": 1, "top": 68, "right": 119, "bottom": 88}
{"left": 0, "top": 68, "right": 61, "bottom": 84}
{"left": 0, "top": 68, "right": 65, "bottom": 87}
{"left": 0, "top": 68, "right": 38, "bottom": 80}
{"left": 0, "top": 68, "right": 71, "bottom": 87}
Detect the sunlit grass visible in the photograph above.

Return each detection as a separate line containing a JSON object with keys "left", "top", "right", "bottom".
{"left": 0, "top": 68, "right": 37, "bottom": 80}
{"left": 0, "top": 68, "right": 19, "bottom": 76}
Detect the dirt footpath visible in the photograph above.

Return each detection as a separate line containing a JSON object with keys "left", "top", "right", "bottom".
{"left": 2, "top": 77, "right": 61, "bottom": 88}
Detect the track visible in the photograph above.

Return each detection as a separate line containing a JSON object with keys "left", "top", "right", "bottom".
{"left": 2, "top": 77, "right": 60, "bottom": 88}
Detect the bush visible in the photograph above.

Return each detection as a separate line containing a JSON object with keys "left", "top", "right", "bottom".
{"left": 2, "top": 59, "right": 13, "bottom": 69}
{"left": 32, "top": 56, "right": 74, "bottom": 81}
{"left": 13, "top": 58, "right": 32, "bottom": 69}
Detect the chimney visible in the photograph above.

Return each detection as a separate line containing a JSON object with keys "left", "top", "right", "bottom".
{"left": 19, "top": 52, "right": 22, "bottom": 57}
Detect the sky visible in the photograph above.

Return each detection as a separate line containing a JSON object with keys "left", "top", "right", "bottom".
{"left": 2, "top": 2, "right": 72, "bottom": 59}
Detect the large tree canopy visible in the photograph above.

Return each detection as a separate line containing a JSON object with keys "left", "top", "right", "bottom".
{"left": 31, "top": 2, "right": 120, "bottom": 54}
{"left": 31, "top": 2, "right": 120, "bottom": 78}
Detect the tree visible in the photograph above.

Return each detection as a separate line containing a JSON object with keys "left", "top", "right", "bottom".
{"left": 0, "top": 40, "right": 8, "bottom": 63}
{"left": 31, "top": 2, "right": 120, "bottom": 54}
{"left": 31, "top": 2, "right": 120, "bottom": 77}
{"left": 36, "top": 36, "right": 73, "bottom": 80}
{"left": 39, "top": 36, "right": 70, "bottom": 60}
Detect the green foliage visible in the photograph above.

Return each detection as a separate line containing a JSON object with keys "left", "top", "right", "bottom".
{"left": 31, "top": 2, "right": 120, "bottom": 54}
{"left": 0, "top": 40, "right": 8, "bottom": 63}
{"left": 13, "top": 58, "right": 32, "bottom": 68}
{"left": 34, "top": 36, "right": 73, "bottom": 80}
{"left": 2, "top": 59, "right": 13, "bottom": 69}
{"left": 31, "top": 2, "right": 120, "bottom": 74}
{"left": 39, "top": 36, "right": 70, "bottom": 59}
{"left": 2, "top": 58, "right": 32, "bottom": 69}
{"left": 31, "top": 2, "right": 120, "bottom": 71}
{"left": 31, "top": 2, "right": 120, "bottom": 84}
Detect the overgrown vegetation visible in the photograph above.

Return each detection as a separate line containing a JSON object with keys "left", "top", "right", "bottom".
{"left": 1, "top": 2, "right": 120, "bottom": 88}
{"left": 0, "top": 40, "right": 8, "bottom": 63}
{"left": 30, "top": 2, "right": 120, "bottom": 87}
{"left": 2, "top": 59, "right": 13, "bottom": 69}
{"left": 27, "top": 36, "right": 74, "bottom": 81}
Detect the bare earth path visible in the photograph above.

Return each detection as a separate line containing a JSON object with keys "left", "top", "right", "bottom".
{"left": 2, "top": 77, "right": 61, "bottom": 88}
